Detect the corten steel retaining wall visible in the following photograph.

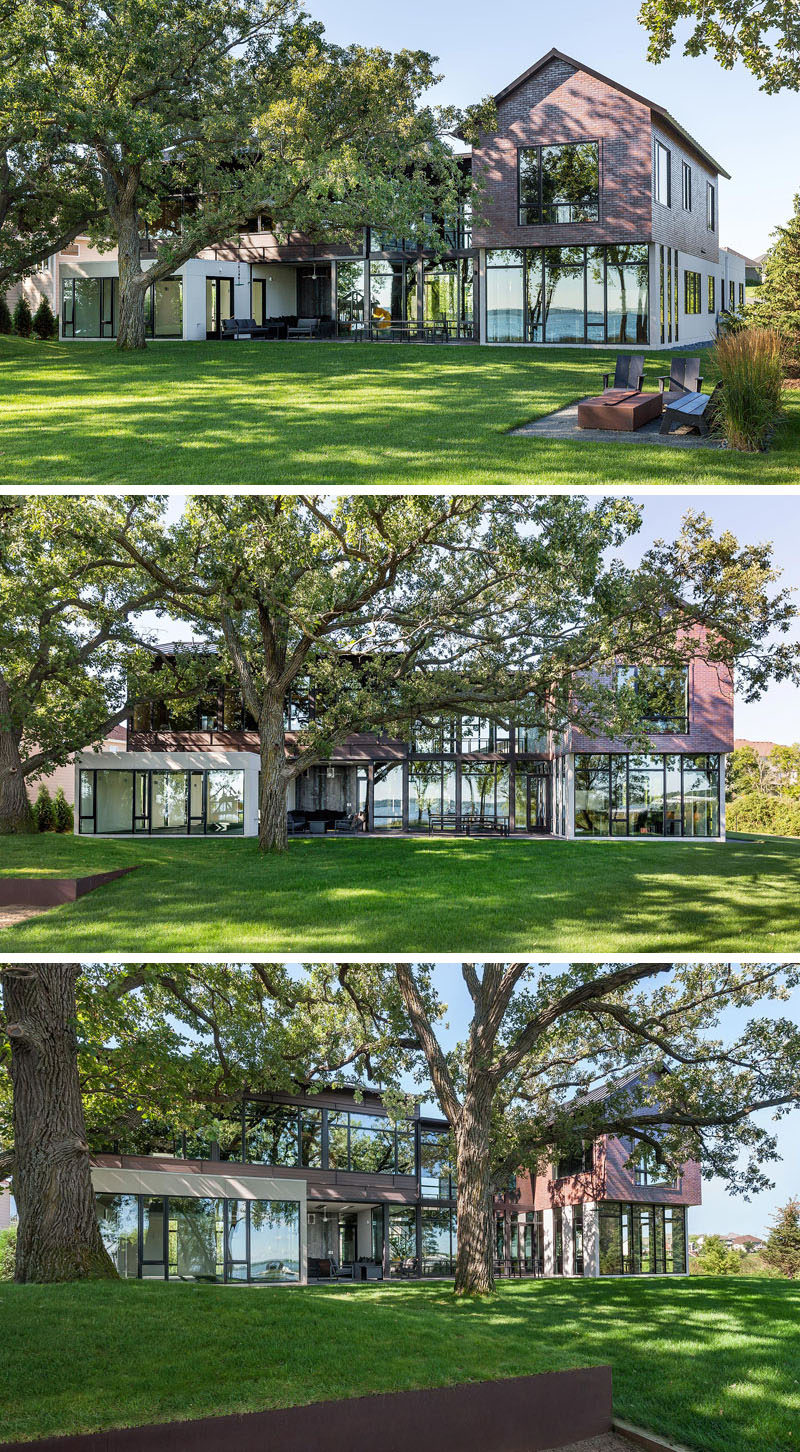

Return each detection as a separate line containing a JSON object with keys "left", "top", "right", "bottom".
{"left": 3, "top": 1368, "right": 613, "bottom": 1452}
{"left": 0, "top": 868, "right": 137, "bottom": 908}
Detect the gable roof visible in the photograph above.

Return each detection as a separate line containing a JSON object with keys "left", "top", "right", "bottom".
{"left": 494, "top": 48, "right": 730, "bottom": 180}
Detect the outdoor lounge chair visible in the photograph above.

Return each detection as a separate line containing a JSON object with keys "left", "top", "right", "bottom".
{"left": 286, "top": 316, "right": 321, "bottom": 339}
{"left": 660, "top": 382, "right": 722, "bottom": 437}
{"left": 658, "top": 356, "right": 703, "bottom": 396}
{"left": 286, "top": 811, "right": 308, "bottom": 835}
{"left": 221, "top": 317, "right": 272, "bottom": 340}
{"left": 334, "top": 814, "right": 360, "bottom": 834}
{"left": 602, "top": 353, "right": 645, "bottom": 392}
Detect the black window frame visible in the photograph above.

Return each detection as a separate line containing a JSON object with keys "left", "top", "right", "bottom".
{"left": 654, "top": 140, "right": 671, "bottom": 207}
{"left": 706, "top": 181, "right": 716, "bottom": 231}
{"left": 517, "top": 141, "right": 601, "bottom": 227}
{"left": 708, "top": 275, "right": 716, "bottom": 312}
{"left": 683, "top": 270, "right": 702, "bottom": 315}
{"left": 574, "top": 752, "right": 721, "bottom": 840}
{"left": 681, "top": 161, "right": 692, "bottom": 211}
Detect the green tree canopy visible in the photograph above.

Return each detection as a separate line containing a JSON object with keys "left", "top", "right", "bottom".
{"left": 762, "top": 1196, "right": 800, "bottom": 1278}
{"left": 638, "top": 0, "right": 800, "bottom": 91}
{"left": 6, "top": 0, "right": 490, "bottom": 347}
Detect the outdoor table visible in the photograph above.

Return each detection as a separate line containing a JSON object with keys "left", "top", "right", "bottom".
{"left": 577, "top": 389, "right": 664, "bottom": 431}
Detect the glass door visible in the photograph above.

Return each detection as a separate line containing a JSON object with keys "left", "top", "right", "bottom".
{"left": 189, "top": 772, "right": 205, "bottom": 834}
{"left": 206, "top": 277, "right": 235, "bottom": 338}
{"left": 140, "top": 1196, "right": 167, "bottom": 1278}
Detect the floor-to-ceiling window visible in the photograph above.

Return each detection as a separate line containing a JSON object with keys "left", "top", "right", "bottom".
{"left": 421, "top": 1207, "right": 457, "bottom": 1275}
{"left": 487, "top": 245, "right": 649, "bottom": 344}
{"left": 388, "top": 1206, "right": 417, "bottom": 1277}
{"left": 368, "top": 259, "right": 416, "bottom": 327}
{"left": 336, "top": 258, "right": 366, "bottom": 333}
{"left": 575, "top": 755, "right": 720, "bottom": 837}
{"left": 95, "top": 1194, "right": 301, "bottom": 1282}
{"left": 61, "top": 276, "right": 182, "bottom": 338}
{"left": 423, "top": 257, "right": 474, "bottom": 338}
{"left": 373, "top": 763, "right": 404, "bottom": 829}
{"left": 599, "top": 1203, "right": 687, "bottom": 1274}
{"left": 79, "top": 768, "right": 244, "bottom": 835}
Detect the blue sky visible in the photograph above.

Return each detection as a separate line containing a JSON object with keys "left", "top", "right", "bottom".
{"left": 305, "top": 0, "right": 798, "bottom": 259}
{"left": 150, "top": 492, "right": 800, "bottom": 746}
{"left": 416, "top": 965, "right": 800, "bottom": 1237}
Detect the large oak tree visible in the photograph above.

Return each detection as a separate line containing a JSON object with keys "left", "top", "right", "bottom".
{"left": 106, "top": 494, "right": 800, "bottom": 851}
{"left": 7, "top": 0, "right": 488, "bottom": 347}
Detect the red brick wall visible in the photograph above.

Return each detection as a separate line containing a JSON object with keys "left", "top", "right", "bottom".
{"left": 570, "top": 631, "right": 734, "bottom": 755}
{"left": 530, "top": 1136, "right": 701, "bottom": 1208}
{"left": 473, "top": 59, "right": 653, "bottom": 250}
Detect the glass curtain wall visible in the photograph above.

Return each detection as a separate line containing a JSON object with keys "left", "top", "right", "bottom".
{"left": 487, "top": 245, "right": 649, "bottom": 344}
{"left": 599, "top": 1203, "right": 686, "bottom": 1274}
{"left": 373, "top": 764, "right": 403, "bottom": 829}
{"left": 368, "top": 260, "right": 417, "bottom": 327}
{"left": 336, "top": 259, "right": 366, "bottom": 332}
{"left": 95, "top": 1195, "right": 300, "bottom": 1281}
{"left": 79, "top": 768, "right": 244, "bottom": 835}
{"left": 575, "top": 755, "right": 720, "bottom": 837}
{"left": 422, "top": 257, "right": 474, "bottom": 337}
{"left": 388, "top": 1207, "right": 417, "bottom": 1277}
{"left": 408, "top": 762, "right": 457, "bottom": 829}
{"left": 421, "top": 1207, "right": 457, "bottom": 1275}
{"left": 461, "top": 764, "right": 509, "bottom": 824}
{"left": 61, "top": 277, "right": 182, "bottom": 338}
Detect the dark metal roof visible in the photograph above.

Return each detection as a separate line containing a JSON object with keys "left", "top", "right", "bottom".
{"left": 493, "top": 48, "right": 731, "bottom": 180}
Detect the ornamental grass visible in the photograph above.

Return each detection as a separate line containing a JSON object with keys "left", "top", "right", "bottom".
{"left": 713, "top": 325, "right": 784, "bottom": 451}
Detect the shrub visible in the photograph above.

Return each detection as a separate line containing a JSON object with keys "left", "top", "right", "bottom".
{"left": 0, "top": 1225, "right": 16, "bottom": 1280}
{"left": 693, "top": 1234, "right": 742, "bottom": 1275}
{"left": 727, "top": 791, "right": 800, "bottom": 837}
{"left": 32, "top": 295, "right": 58, "bottom": 340}
{"left": 33, "top": 784, "right": 55, "bottom": 832}
{"left": 712, "top": 326, "right": 783, "bottom": 451}
{"left": 762, "top": 1199, "right": 800, "bottom": 1280}
{"left": 53, "top": 787, "right": 74, "bottom": 833}
{"left": 12, "top": 294, "right": 33, "bottom": 338}
{"left": 0, "top": 294, "right": 12, "bottom": 334}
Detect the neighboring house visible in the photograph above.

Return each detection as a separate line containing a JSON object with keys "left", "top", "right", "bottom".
{"left": 88, "top": 1083, "right": 696, "bottom": 1283}
{"left": 13, "top": 49, "right": 746, "bottom": 348}
{"left": 0, "top": 1185, "right": 16, "bottom": 1230}
{"left": 26, "top": 724, "right": 128, "bottom": 808}
{"left": 723, "top": 1233, "right": 765, "bottom": 1253}
{"left": 73, "top": 635, "right": 732, "bottom": 840}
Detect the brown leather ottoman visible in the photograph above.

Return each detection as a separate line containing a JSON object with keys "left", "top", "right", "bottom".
{"left": 577, "top": 389, "right": 664, "bottom": 431}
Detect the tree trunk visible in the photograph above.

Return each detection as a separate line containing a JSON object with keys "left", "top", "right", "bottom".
{"left": 114, "top": 204, "right": 147, "bottom": 351}
{"left": 0, "top": 721, "right": 35, "bottom": 834}
{"left": 453, "top": 1080, "right": 496, "bottom": 1295}
{"left": 258, "top": 694, "right": 289, "bottom": 853}
{"left": 2, "top": 966, "right": 117, "bottom": 1282}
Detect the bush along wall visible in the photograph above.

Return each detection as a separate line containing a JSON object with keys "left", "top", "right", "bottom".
{"left": 728, "top": 791, "right": 800, "bottom": 837}
{"left": 12, "top": 294, "right": 33, "bottom": 338}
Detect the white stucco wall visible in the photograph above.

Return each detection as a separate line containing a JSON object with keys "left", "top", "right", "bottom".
{"left": 251, "top": 264, "right": 298, "bottom": 317}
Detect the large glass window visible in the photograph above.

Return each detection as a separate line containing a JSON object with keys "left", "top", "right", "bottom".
{"left": 96, "top": 1194, "right": 139, "bottom": 1277}
{"left": 349, "top": 1112, "right": 397, "bottom": 1174}
{"left": 599, "top": 1203, "right": 686, "bottom": 1274}
{"left": 150, "top": 771, "right": 188, "bottom": 834}
{"left": 336, "top": 258, "right": 365, "bottom": 332}
{"left": 421, "top": 1207, "right": 457, "bottom": 1276}
{"left": 300, "top": 1107, "right": 323, "bottom": 1168}
{"left": 683, "top": 755, "right": 719, "bottom": 837}
{"left": 486, "top": 250, "right": 524, "bottom": 342}
{"left": 461, "top": 764, "right": 507, "bottom": 824}
{"left": 409, "top": 762, "right": 445, "bottom": 829}
{"left": 574, "top": 754, "right": 610, "bottom": 836}
{"left": 95, "top": 770, "right": 134, "bottom": 833}
{"left": 684, "top": 270, "right": 702, "bottom": 315}
{"left": 542, "top": 247, "right": 586, "bottom": 343}
{"left": 420, "top": 1129, "right": 456, "bottom": 1198}
{"left": 249, "top": 1200, "right": 300, "bottom": 1281}
{"left": 628, "top": 754, "right": 665, "bottom": 835}
{"left": 168, "top": 1196, "right": 223, "bottom": 1281}
{"left": 206, "top": 770, "right": 244, "bottom": 833}
{"left": 227, "top": 1199, "right": 248, "bottom": 1280}
{"left": 605, "top": 245, "right": 649, "bottom": 343}
{"left": 573, "top": 1205, "right": 584, "bottom": 1275}
{"left": 575, "top": 754, "right": 719, "bottom": 838}
{"left": 141, "top": 1196, "right": 166, "bottom": 1277}
{"left": 488, "top": 245, "right": 648, "bottom": 345}
{"left": 423, "top": 258, "right": 473, "bottom": 338}
{"left": 519, "top": 143, "right": 600, "bottom": 225}
{"left": 373, "top": 764, "right": 403, "bottom": 829}
{"left": 706, "top": 182, "right": 716, "bottom": 231}
{"left": 388, "top": 1206, "right": 417, "bottom": 1277}
{"left": 246, "top": 1103, "right": 299, "bottom": 1166}
{"left": 146, "top": 278, "right": 183, "bottom": 338}
{"left": 369, "top": 259, "right": 416, "bottom": 326}
{"left": 616, "top": 664, "right": 689, "bottom": 731}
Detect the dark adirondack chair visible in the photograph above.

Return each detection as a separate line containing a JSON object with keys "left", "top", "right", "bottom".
{"left": 658, "top": 356, "right": 703, "bottom": 395}
{"left": 602, "top": 353, "right": 645, "bottom": 392}
{"left": 660, "top": 381, "right": 722, "bottom": 437}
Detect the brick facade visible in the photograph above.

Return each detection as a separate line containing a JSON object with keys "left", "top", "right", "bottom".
{"left": 531, "top": 1136, "right": 702, "bottom": 1209}
{"left": 473, "top": 59, "right": 653, "bottom": 250}
{"left": 651, "top": 123, "right": 720, "bottom": 263}
{"left": 569, "top": 653, "right": 734, "bottom": 755}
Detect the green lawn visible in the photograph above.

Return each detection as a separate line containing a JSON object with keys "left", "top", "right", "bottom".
{"left": 1, "top": 335, "right": 798, "bottom": 487}
{"left": 1, "top": 1277, "right": 798, "bottom": 1449}
{"left": 2, "top": 831, "right": 799, "bottom": 952}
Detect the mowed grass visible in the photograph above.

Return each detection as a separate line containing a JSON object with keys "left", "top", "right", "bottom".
{"left": 1, "top": 335, "right": 799, "bottom": 487}
{"left": 1, "top": 831, "right": 799, "bottom": 952}
{"left": 1, "top": 1277, "right": 798, "bottom": 1449}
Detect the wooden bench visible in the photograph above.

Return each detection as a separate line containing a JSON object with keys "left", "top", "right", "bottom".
{"left": 428, "top": 811, "right": 460, "bottom": 834}
{"left": 464, "top": 816, "right": 510, "bottom": 837}
{"left": 660, "top": 383, "right": 721, "bottom": 437}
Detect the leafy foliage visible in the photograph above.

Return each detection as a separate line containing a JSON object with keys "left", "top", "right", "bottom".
{"left": 638, "top": 0, "right": 800, "bottom": 91}
{"left": 11, "top": 294, "right": 31, "bottom": 337}
{"left": 32, "top": 296, "right": 57, "bottom": 341}
{"left": 762, "top": 1197, "right": 800, "bottom": 1278}
{"left": 0, "top": 1225, "right": 16, "bottom": 1279}
{"left": 52, "top": 788, "right": 73, "bottom": 834}
{"left": 32, "top": 785, "right": 54, "bottom": 832}
{"left": 727, "top": 741, "right": 800, "bottom": 836}
{"left": 747, "top": 193, "right": 800, "bottom": 376}
{"left": 0, "top": 294, "right": 11, "bottom": 333}
{"left": 693, "top": 1233, "right": 743, "bottom": 1274}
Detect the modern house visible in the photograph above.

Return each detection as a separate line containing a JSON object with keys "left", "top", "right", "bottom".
{"left": 89, "top": 1083, "right": 696, "bottom": 1283}
{"left": 14, "top": 50, "right": 746, "bottom": 348}
{"left": 74, "top": 637, "right": 732, "bottom": 839}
